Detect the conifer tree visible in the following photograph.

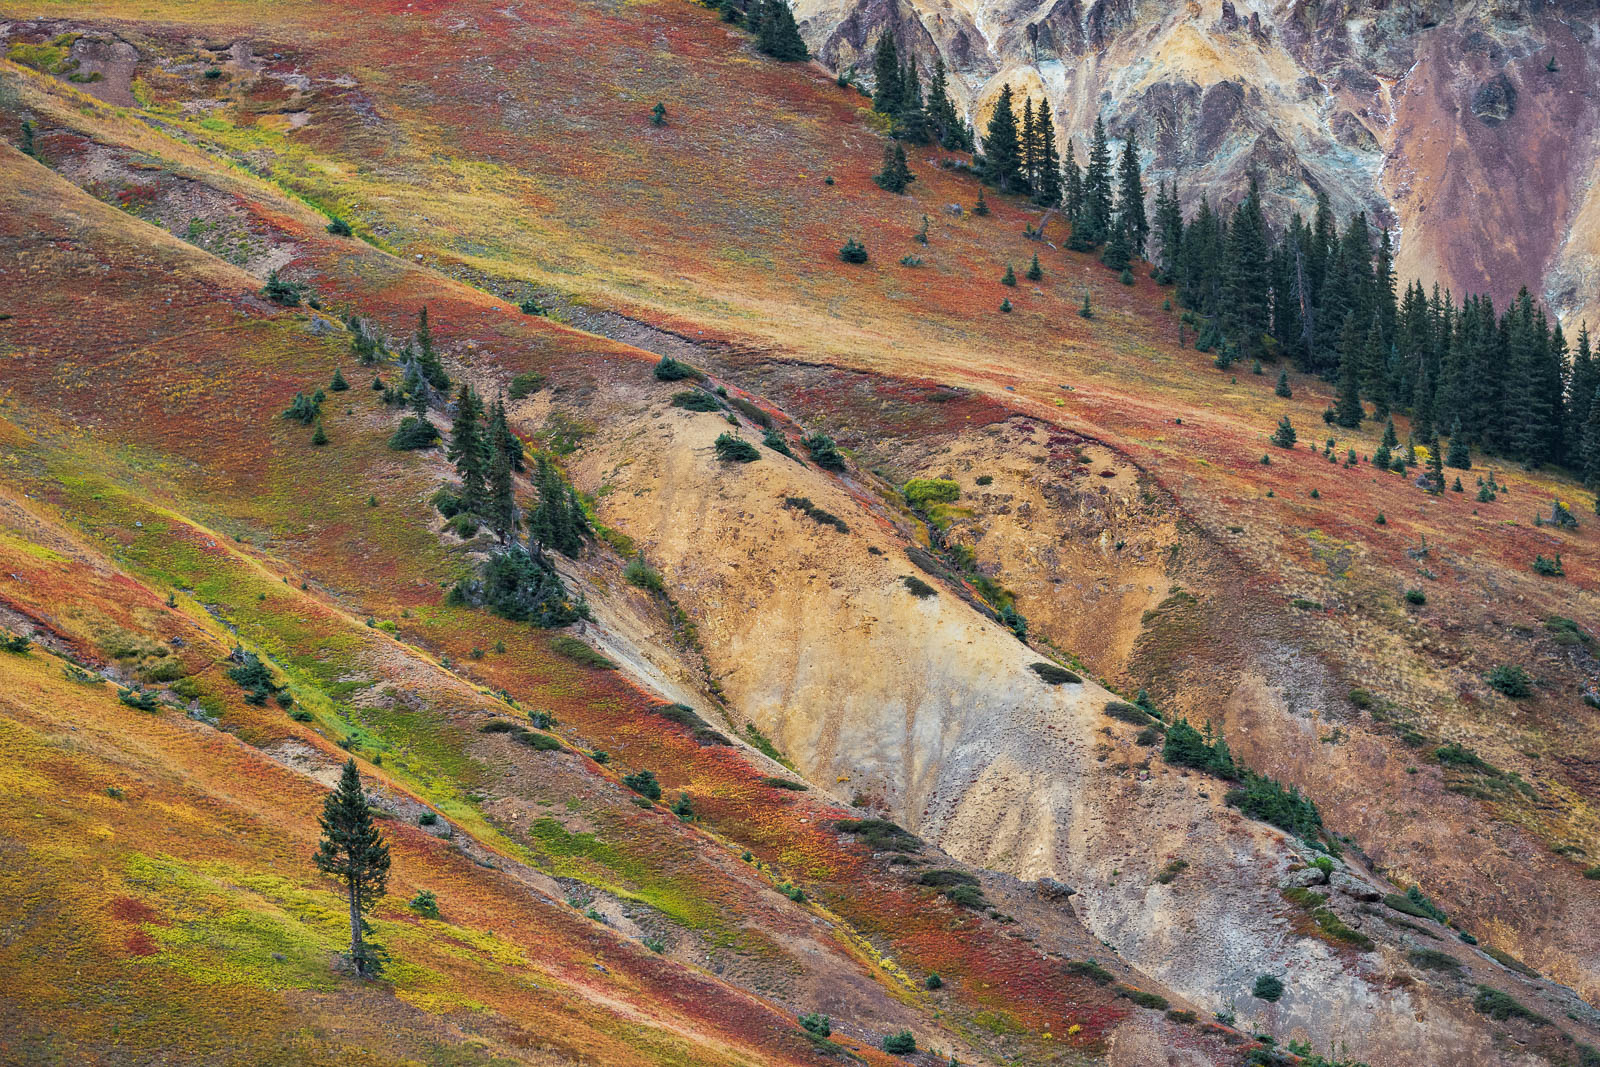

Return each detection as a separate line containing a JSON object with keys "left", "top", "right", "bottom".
{"left": 449, "top": 385, "right": 488, "bottom": 512}
{"left": 1271, "top": 415, "right": 1297, "bottom": 448}
{"left": 1063, "top": 140, "right": 1086, "bottom": 247}
{"left": 1100, "top": 219, "right": 1131, "bottom": 272}
{"left": 1026, "top": 253, "right": 1042, "bottom": 281}
{"left": 1426, "top": 435, "right": 1445, "bottom": 492}
{"left": 1581, "top": 384, "right": 1600, "bottom": 489}
{"left": 1020, "top": 98, "right": 1037, "bottom": 195}
{"left": 872, "top": 33, "right": 902, "bottom": 115}
{"left": 1566, "top": 324, "right": 1596, "bottom": 460}
{"left": 1114, "top": 125, "right": 1148, "bottom": 258}
{"left": 893, "top": 57, "right": 929, "bottom": 142}
{"left": 1446, "top": 418, "right": 1472, "bottom": 470}
{"left": 1033, "top": 99, "right": 1062, "bottom": 206}
{"left": 1334, "top": 313, "right": 1365, "bottom": 428}
{"left": 755, "top": 0, "right": 808, "bottom": 61}
{"left": 486, "top": 419, "right": 518, "bottom": 544}
{"left": 1152, "top": 179, "right": 1183, "bottom": 283}
{"left": 1275, "top": 369, "right": 1291, "bottom": 398}
{"left": 926, "top": 56, "right": 969, "bottom": 151}
{"left": 873, "top": 142, "right": 914, "bottom": 193}
{"left": 314, "top": 759, "right": 391, "bottom": 977}
{"left": 1081, "top": 116, "right": 1114, "bottom": 246}
{"left": 650, "top": 101, "right": 667, "bottom": 126}
{"left": 413, "top": 307, "right": 450, "bottom": 391}
{"left": 1221, "top": 179, "right": 1271, "bottom": 357}
{"left": 981, "top": 84, "right": 1023, "bottom": 193}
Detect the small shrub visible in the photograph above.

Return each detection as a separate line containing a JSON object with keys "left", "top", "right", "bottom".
{"left": 801, "top": 432, "right": 846, "bottom": 470}
{"left": 1385, "top": 886, "right": 1447, "bottom": 922}
{"left": 653, "top": 356, "right": 698, "bottom": 381}
{"left": 1, "top": 632, "right": 31, "bottom": 654}
{"left": 1471, "top": 985, "right": 1545, "bottom": 1024}
{"left": 623, "top": 770, "right": 661, "bottom": 800}
{"left": 903, "top": 575, "right": 937, "bottom": 598}
{"left": 624, "top": 554, "right": 665, "bottom": 594}
{"left": 881, "top": 1030, "right": 915, "bottom": 1054}
{"left": 326, "top": 216, "right": 353, "bottom": 236}
{"left": 1408, "top": 949, "right": 1461, "bottom": 971}
{"left": 777, "top": 881, "right": 806, "bottom": 903}
{"left": 761, "top": 428, "right": 796, "bottom": 458}
{"left": 1154, "top": 858, "right": 1189, "bottom": 884}
{"left": 1252, "top": 974, "right": 1284, "bottom": 1002}
{"left": 1166, "top": 1009, "right": 1197, "bottom": 1024}
{"left": 418, "top": 812, "right": 438, "bottom": 827}
{"left": 388, "top": 416, "right": 439, "bottom": 450}
{"left": 1405, "top": 588, "right": 1426, "bottom": 605}
{"left": 118, "top": 687, "right": 161, "bottom": 712}
{"left": 1532, "top": 554, "right": 1564, "bottom": 576}
{"left": 261, "top": 270, "right": 302, "bottom": 306}
{"left": 479, "top": 719, "right": 519, "bottom": 733}
{"left": 798, "top": 1013, "right": 831, "bottom": 1037}
{"left": 409, "top": 890, "right": 440, "bottom": 919}
{"left": 839, "top": 238, "right": 868, "bottom": 264}
{"left": 902, "top": 477, "right": 960, "bottom": 509}
{"left": 835, "top": 818, "right": 922, "bottom": 852}
{"left": 1067, "top": 958, "right": 1114, "bottom": 985}
{"left": 714, "top": 432, "right": 760, "bottom": 462}
{"left": 548, "top": 635, "right": 615, "bottom": 669}
{"left": 1135, "top": 725, "right": 1162, "bottom": 746}
{"left": 1030, "top": 661, "right": 1080, "bottom": 685}
{"left": 925, "top": 972, "right": 942, "bottom": 990}
{"left": 1105, "top": 700, "right": 1154, "bottom": 726}
{"left": 761, "top": 776, "right": 807, "bottom": 791}
{"left": 1118, "top": 985, "right": 1168, "bottom": 1010}
{"left": 1486, "top": 664, "right": 1533, "bottom": 698}
{"left": 508, "top": 372, "right": 546, "bottom": 399}
{"left": 514, "top": 731, "right": 562, "bottom": 751}
{"left": 1483, "top": 946, "right": 1538, "bottom": 978}
{"left": 289, "top": 708, "right": 314, "bottom": 723}
{"left": 671, "top": 389, "right": 722, "bottom": 412}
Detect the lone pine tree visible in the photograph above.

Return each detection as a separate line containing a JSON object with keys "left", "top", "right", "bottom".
{"left": 314, "top": 759, "right": 391, "bottom": 977}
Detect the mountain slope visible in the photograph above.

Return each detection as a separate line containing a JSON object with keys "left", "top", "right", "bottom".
{"left": 2, "top": 1, "right": 1599, "bottom": 1064}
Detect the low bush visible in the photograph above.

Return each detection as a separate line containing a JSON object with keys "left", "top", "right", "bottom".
{"left": 902, "top": 478, "right": 960, "bottom": 509}
{"left": 1067, "top": 958, "right": 1114, "bottom": 985}
{"left": 1105, "top": 700, "right": 1155, "bottom": 726}
{"left": 714, "top": 432, "right": 760, "bottom": 462}
{"left": 783, "top": 496, "right": 848, "bottom": 533}
{"left": 1117, "top": 985, "right": 1169, "bottom": 1010}
{"left": 1483, "top": 946, "right": 1538, "bottom": 978}
{"left": 836, "top": 818, "right": 922, "bottom": 852}
{"left": 118, "top": 687, "right": 160, "bottom": 711}
{"left": 514, "top": 730, "right": 563, "bottom": 751}
{"left": 1385, "top": 885, "right": 1447, "bottom": 923}
{"left": 1532, "top": 554, "right": 1564, "bottom": 576}
{"left": 623, "top": 553, "right": 665, "bottom": 594}
{"left": 448, "top": 546, "right": 589, "bottom": 628}
{"left": 479, "top": 719, "right": 519, "bottom": 733}
{"left": 654, "top": 703, "right": 729, "bottom": 745}
{"left": 1472, "top": 985, "right": 1545, "bottom": 1024}
{"left": 903, "top": 575, "right": 937, "bottom": 598}
{"left": 1435, "top": 742, "right": 1497, "bottom": 774}
{"left": 388, "top": 416, "right": 439, "bottom": 450}
{"left": 1486, "top": 664, "right": 1533, "bottom": 698}
{"left": 761, "top": 776, "right": 807, "bottom": 791}
{"left": 1, "top": 632, "right": 30, "bottom": 654}
{"left": 1166, "top": 1009, "right": 1197, "bottom": 1024}
{"left": 925, "top": 972, "right": 942, "bottom": 990}
{"left": 839, "top": 239, "right": 868, "bottom": 264}
{"left": 1163, "top": 718, "right": 1236, "bottom": 777}
{"left": 409, "top": 890, "right": 440, "bottom": 919}
{"left": 623, "top": 770, "right": 661, "bottom": 801}
{"left": 1252, "top": 974, "right": 1284, "bottom": 1002}
{"left": 653, "top": 356, "right": 698, "bottom": 381}
{"left": 1030, "top": 662, "right": 1080, "bottom": 685}
{"left": 798, "top": 1013, "right": 831, "bottom": 1037}
{"left": 881, "top": 1030, "right": 915, "bottom": 1054}
{"left": 728, "top": 396, "right": 771, "bottom": 427}
{"left": 548, "top": 635, "right": 615, "bottom": 669}
{"left": 671, "top": 389, "right": 722, "bottom": 412}
{"left": 761, "top": 428, "right": 796, "bottom": 458}
{"left": 1154, "top": 858, "right": 1189, "bottom": 884}
{"left": 1407, "top": 949, "right": 1461, "bottom": 971}
{"left": 507, "top": 372, "right": 546, "bottom": 399}
{"left": 801, "top": 432, "right": 846, "bottom": 470}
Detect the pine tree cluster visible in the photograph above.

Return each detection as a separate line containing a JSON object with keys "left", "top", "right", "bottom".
{"left": 717, "top": 0, "right": 807, "bottom": 61}
{"left": 870, "top": 35, "right": 971, "bottom": 152}
{"left": 1150, "top": 185, "right": 1597, "bottom": 476}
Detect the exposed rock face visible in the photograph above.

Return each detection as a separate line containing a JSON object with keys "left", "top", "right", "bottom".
{"left": 793, "top": 0, "right": 1600, "bottom": 328}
